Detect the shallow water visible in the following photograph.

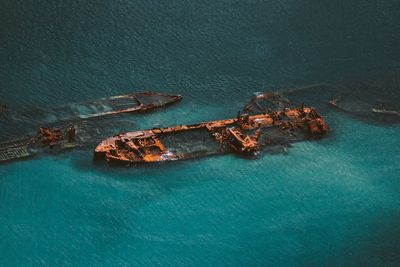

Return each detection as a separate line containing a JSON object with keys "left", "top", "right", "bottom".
{"left": 1, "top": 1, "right": 400, "bottom": 266}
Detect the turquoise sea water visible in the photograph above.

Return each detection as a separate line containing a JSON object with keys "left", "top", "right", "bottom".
{"left": 1, "top": 1, "right": 399, "bottom": 266}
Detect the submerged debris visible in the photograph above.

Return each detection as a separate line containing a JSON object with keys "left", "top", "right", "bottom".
{"left": 94, "top": 98, "right": 329, "bottom": 165}
{"left": 256, "top": 76, "right": 400, "bottom": 124}
{"left": 274, "top": 76, "right": 400, "bottom": 123}
{"left": 325, "top": 76, "right": 400, "bottom": 121}
{"left": 0, "top": 104, "right": 7, "bottom": 114}
{"left": 328, "top": 94, "right": 400, "bottom": 118}
{"left": 243, "top": 92, "right": 291, "bottom": 114}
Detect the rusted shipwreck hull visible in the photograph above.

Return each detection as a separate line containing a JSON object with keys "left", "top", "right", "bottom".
{"left": 5, "top": 91, "right": 182, "bottom": 124}
{"left": 0, "top": 91, "right": 182, "bottom": 163}
{"left": 94, "top": 103, "right": 329, "bottom": 165}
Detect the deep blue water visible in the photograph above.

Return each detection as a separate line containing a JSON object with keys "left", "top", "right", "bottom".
{"left": 1, "top": 1, "right": 400, "bottom": 266}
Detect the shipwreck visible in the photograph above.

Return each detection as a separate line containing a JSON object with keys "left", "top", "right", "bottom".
{"left": 0, "top": 91, "right": 182, "bottom": 163}
{"left": 94, "top": 93, "right": 329, "bottom": 165}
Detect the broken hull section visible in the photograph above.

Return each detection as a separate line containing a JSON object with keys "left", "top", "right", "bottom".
{"left": 0, "top": 120, "right": 107, "bottom": 163}
{"left": 4, "top": 92, "right": 182, "bottom": 124}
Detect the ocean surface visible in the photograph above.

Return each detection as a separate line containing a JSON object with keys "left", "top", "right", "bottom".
{"left": 1, "top": 1, "right": 399, "bottom": 266}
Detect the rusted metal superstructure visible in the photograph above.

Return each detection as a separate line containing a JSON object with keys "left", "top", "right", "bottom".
{"left": 94, "top": 101, "right": 329, "bottom": 165}
{"left": 0, "top": 91, "right": 182, "bottom": 163}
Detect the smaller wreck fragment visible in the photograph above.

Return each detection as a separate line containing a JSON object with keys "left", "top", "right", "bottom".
{"left": 0, "top": 123, "right": 87, "bottom": 162}
{"left": 94, "top": 97, "right": 329, "bottom": 165}
{"left": 329, "top": 96, "right": 400, "bottom": 118}
{"left": 325, "top": 75, "right": 400, "bottom": 123}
